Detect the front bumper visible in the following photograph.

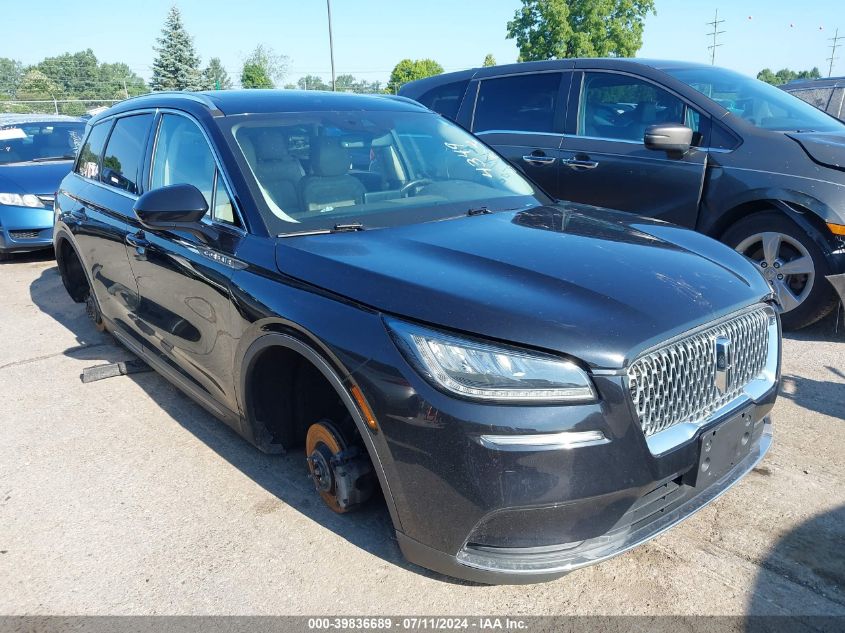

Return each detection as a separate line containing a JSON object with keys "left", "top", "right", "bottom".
{"left": 397, "top": 419, "right": 772, "bottom": 584}
{"left": 0, "top": 204, "right": 54, "bottom": 253}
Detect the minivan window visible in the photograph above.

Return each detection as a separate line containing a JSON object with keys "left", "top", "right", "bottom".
{"left": 75, "top": 121, "right": 111, "bottom": 179}
{"left": 226, "top": 110, "right": 541, "bottom": 234}
{"left": 668, "top": 66, "right": 843, "bottom": 132}
{"left": 417, "top": 80, "right": 469, "bottom": 121}
{"left": 100, "top": 114, "right": 153, "bottom": 194}
{"left": 473, "top": 73, "right": 561, "bottom": 134}
{"left": 578, "top": 72, "right": 694, "bottom": 142}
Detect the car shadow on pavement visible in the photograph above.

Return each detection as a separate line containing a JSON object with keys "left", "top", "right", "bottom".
{"left": 28, "top": 265, "right": 481, "bottom": 586}
{"left": 747, "top": 504, "right": 845, "bottom": 626}
{"left": 779, "top": 366, "right": 845, "bottom": 421}
{"left": 784, "top": 303, "right": 845, "bottom": 344}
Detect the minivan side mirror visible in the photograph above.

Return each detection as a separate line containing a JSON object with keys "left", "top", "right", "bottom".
{"left": 133, "top": 184, "right": 215, "bottom": 240}
{"left": 643, "top": 124, "right": 693, "bottom": 156}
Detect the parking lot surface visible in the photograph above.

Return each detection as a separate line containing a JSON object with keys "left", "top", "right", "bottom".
{"left": 1, "top": 254, "right": 843, "bottom": 616}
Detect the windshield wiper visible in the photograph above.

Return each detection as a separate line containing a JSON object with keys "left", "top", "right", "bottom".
{"left": 30, "top": 154, "right": 76, "bottom": 163}
{"left": 279, "top": 222, "right": 366, "bottom": 238}
{"left": 466, "top": 206, "right": 492, "bottom": 216}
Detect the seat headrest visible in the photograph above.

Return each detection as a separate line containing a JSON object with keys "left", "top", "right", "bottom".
{"left": 252, "top": 130, "right": 290, "bottom": 161}
{"left": 312, "top": 137, "right": 350, "bottom": 177}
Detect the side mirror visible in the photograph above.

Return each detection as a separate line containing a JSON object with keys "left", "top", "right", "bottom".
{"left": 643, "top": 124, "right": 693, "bottom": 156}
{"left": 133, "top": 184, "right": 215, "bottom": 240}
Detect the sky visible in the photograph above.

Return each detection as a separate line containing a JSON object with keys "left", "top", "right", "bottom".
{"left": 1, "top": 0, "right": 843, "bottom": 87}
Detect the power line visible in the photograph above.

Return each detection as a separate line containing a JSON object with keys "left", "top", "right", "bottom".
{"left": 828, "top": 27, "right": 844, "bottom": 77}
{"left": 706, "top": 9, "right": 726, "bottom": 65}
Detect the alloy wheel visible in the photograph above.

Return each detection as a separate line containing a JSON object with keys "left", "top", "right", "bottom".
{"left": 735, "top": 231, "right": 815, "bottom": 313}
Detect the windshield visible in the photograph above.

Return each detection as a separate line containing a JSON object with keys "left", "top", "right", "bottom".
{"left": 0, "top": 121, "right": 85, "bottom": 164}
{"left": 666, "top": 67, "right": 844, "bottom": 133}
{"left": 225, "top": 110, "right": 543, "bottom": 234}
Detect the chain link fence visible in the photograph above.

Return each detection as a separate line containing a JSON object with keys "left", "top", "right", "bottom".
{"left": 0, "top": 99, "right": 124, "bottom": 116}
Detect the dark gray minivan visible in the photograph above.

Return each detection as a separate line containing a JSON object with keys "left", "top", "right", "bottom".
{"left": 401, "top": 59, "right": 845, "bottom": 330}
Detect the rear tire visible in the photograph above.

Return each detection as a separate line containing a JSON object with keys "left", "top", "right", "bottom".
{"left": 723, "top": 211, "right": 838, "bottom": 330}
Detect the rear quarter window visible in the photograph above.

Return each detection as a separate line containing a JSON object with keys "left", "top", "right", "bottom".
{"left": 417, "top": 80, "right": 469, "bottom": 121}
{"left": 75, "top": 121, "right": 111, "bottom": 180}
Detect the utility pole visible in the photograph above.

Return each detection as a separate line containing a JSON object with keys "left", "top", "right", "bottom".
{"left": 326, "top": 0, "right": 336, "bottom": 91}
{"left": 828, "top": 28, "right": 844, "bottom": 77}
{"left": 706, "top": 9, "right": 726, "bottom": 65}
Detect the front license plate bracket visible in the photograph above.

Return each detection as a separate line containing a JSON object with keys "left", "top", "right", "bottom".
{"left": 686, "top": 409, "right": 758, "bottom": 488}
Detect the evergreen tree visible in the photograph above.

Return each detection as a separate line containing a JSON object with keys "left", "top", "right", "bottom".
{"left": 151, "top": 6, "right": 202, "bottom": 91}
{"left": 202, "top": 57, "right": 232, "bottom": 90}
{"left": 483, "top": 54, "right": 497, "bottom": 67}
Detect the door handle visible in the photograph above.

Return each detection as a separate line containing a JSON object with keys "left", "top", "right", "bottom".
{"left": 522, "top": 155, "right": 557, "bottom": 166}
{"left": 125, "top": 232, "right": 150, "bottom": 249}
{"left": 561, "top": 158, "right": 599, "bottom": 170}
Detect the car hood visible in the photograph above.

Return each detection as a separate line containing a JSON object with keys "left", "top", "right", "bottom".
{"left": 274, "top": 204, "right": 772, "bottom": 369}
{"left": 0, "top": 161, "right": 74, "bottom": 196}
{"left": 786, "top": 131, "right": 845, "bottom": 171}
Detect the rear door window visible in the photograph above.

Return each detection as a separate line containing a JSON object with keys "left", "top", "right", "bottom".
{"left": 75, "top": 121, "right": 111, "bottom": 180}
{"left": 473, "top": 73, "right": 562, "bottom": 134}
{"left": 100, "top": 114, "right": 154, "bottom": 194}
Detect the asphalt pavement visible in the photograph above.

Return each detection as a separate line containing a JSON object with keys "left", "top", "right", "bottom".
{"left": 1, "top": 253, "right": 843, "bottom": 616}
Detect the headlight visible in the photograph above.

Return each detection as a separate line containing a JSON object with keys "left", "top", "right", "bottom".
{"left": 0, "top": 193, "right": 45, "bottom": 208}
{"left": 387, "top": 319, "right": 597, "bottom": 403}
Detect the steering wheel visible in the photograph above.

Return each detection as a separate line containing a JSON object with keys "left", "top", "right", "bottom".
{"left": 400, "top": 179, "right": 433, "bottom": 197}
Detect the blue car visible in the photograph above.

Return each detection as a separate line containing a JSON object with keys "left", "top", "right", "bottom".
{"left": 0, "top": 114, "right": 85, "bottom": 260}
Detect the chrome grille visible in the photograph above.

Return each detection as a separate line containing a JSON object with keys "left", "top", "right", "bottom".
{"left": 627, "top": 306, "right": 772, "bottom": 438}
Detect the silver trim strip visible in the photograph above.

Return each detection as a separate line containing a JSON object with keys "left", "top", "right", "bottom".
{"left": 478, "top": 430, "right": 609, "bottom": 451}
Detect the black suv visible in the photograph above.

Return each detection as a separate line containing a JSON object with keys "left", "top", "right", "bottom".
{"left": 54, "top": 90, "right": 779, "bottom": 584}
{"left": 400, "top": 59, "right": 845, "bottom": 330}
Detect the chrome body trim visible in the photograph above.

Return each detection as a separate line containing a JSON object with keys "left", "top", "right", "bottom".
{"left": 478, "top": 430, "right": 609, "bottom": 451}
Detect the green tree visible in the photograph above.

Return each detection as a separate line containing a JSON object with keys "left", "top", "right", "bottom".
{"left": 297, "top": 74, "right": 330, "bottom": 90}
{"left": 241, "top": 44, "right": 288, "bottom": 89}
{"left": 387, "top": 59, "right": 444, "bottom": 93}
{"left": 0, "top": 57, "right": 23, "bottom": 97}
{"left": 241, "top": 63, "right": 273, "bottom": 89}
{"left": 151, "top": 6, "right": 202, "bottom": 91}
{"left": 483, "top": 53, "right": 497, "bottom": 67}
{"left": 757, "top": 67, "right": 822, "bottom": 86}
{"left": 16, "top": 69, "right": 61, "bottom": 102}
{"left": 99, "top": 62, "right": 147, "bottom": 98}
{"left": 203, "top": 57, "right": 232, "bottom": 90}
{"left": 506, "top": 0, "right": 656, "bottom": 61}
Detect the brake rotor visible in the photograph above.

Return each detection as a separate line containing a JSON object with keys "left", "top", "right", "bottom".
{"left": 305, "top": 420, "right": 350, "bottom": 513}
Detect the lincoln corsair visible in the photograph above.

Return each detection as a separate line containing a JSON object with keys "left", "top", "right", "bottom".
{"left": 54, "top": 91, "right": 780, "bottom": 583}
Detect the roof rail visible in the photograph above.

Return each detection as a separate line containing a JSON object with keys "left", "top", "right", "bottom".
{"left": 118, "top": 91, "right": 221, "bottom": 112}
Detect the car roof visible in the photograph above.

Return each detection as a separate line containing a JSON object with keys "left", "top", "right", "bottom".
{"left": 0, "top": 113, "right": 85, "bottom": 126}
{"left": 782, "top": 77, "right": 845, "bottom": 90}
{"left": 89, "top": 89, "right": 430, "bottom": 124}
{"left": 398, "top": 58, "right": 715, "bottom": 97}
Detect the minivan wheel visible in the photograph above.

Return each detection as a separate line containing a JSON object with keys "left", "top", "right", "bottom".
{"left": 723, "top": 211, "right": 838, "bottom": 330}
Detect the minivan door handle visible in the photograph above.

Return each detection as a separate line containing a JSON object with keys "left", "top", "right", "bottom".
{"left": 522, "top": 154, "right": 557, "bottom": 166}
{"left": 562, "top": 158, "right": 599, "bottom": 170}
